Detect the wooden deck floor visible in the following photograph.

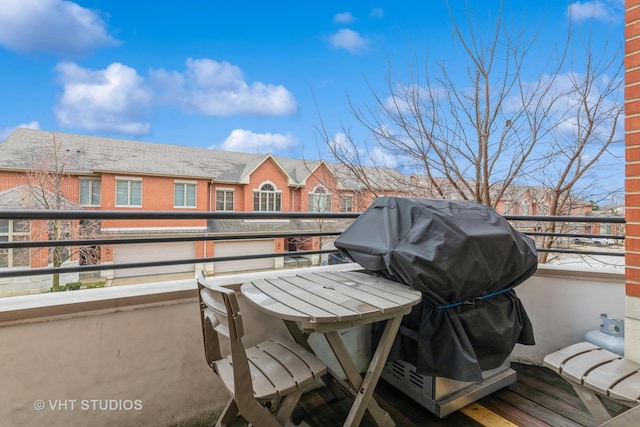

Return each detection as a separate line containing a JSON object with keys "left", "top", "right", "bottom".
{"left": 294, "top": 362, "right": 629, "bottom": 427}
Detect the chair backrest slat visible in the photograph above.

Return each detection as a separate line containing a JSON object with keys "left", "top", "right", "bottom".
{"left": 197, "top": 271, "right": 253, "bottom": 393}
{"left": 201, "top": 293, "right": 232, "bottom": 336}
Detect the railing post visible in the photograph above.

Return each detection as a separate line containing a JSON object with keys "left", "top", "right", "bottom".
{"left": 625, "top": 0, "right": 640, "bottom": 364}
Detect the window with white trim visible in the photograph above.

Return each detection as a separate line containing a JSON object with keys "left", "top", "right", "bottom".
{"left": 174, "top": 181, "right": 197, "bottom": 208}
{"left": 253, "top": 182, "right": 281, "bottom": 212}
{"left": 522, "top": 200, "right": 530, "bottom": 215}
{"left": 309, "top": 186, "right": 331, "bottom": 212}
{"left": 116, "top": 178, "right": 142, "bottom": 207}
{"left": 79, "top": 177, "right": 101, "bottom": 206}
{"left": 340, "top": 195, "right": 353, "bottom": 212}
{"left": 216, "top": 189, "right": 234, "bottom": 211}
{"left": 538, "top": 202, "right": 548, "bottom": 216}
{"left": 504, "top": 202, "right": 512, "bottom": 215}
{"left": 0, "top": 219, "right": 30, "bottom": 268}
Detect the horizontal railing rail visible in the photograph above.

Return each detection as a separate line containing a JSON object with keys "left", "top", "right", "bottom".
{"left": 0, "top": 210, "right": 625, "bottom": 283}
{"left": 0, "top": 231, "right": 344, "bottom": 249}
{"left": 0, "top": 210, "right": 361, "bottom": 220}
{"left": 0, "top": 210, "right": 358, "bottom": 281}
{"left": 503, "top": 215, "right": 623, "bottom": 223}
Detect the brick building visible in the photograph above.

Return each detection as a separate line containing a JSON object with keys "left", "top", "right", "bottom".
{"left": 625, "top": 0, "right": 640, "bottom": 364}
{"left": 0, "top": 128, "right": 399, "bottom": 284}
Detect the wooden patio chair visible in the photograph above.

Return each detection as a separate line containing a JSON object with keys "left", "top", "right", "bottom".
{"left": 197, "top": 272, "right": 328, "bottom": 427}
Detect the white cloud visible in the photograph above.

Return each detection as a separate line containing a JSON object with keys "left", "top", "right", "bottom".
{"left": 384, "top": 83, "right": 447, "bottom": 114}
{"left": 0, "top": 0, "right": 118, "bottom": 56}
{"left": 328, "top": 29, "right": 370, "bottom": 54}
{"left": 218, "top": 129, "right": 298, "bottom": 154}
{"left": 150, "top": 58, "right": 298, "bottom": 116}
{"left": 504, "top": 71, "right": 624, "bottom": 165}
{"left": 329, "top": 132, "right": 400, "bottom": 168}
{"left": 52, "top": 57, "right": 297, "bottom": 136}
{"left": 566, "top": 1, "right": 623, "bottom": 23}
{"left": 54, "top": 62, "right": 152, "bottom": 135}
{"left": 333, "top": 12, "right": 356, "bottom": 25}
{"left": 370, "top": 146, "right": 399, "bottom": 168}
{"left": 0, "top": 121, "right": 40, "bottom": 140}
{"left": 329, "top": 132, "right": 351, "bottom": 153}
{"left": 369, "top": 8, "right": 384, "bottom": 18}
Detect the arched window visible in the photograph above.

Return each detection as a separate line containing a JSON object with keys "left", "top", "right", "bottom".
{"left": 253, "top": 182, "right": 282, "bottom": 212}
{"left": 309, "top": 185, "right": 331, "bottom": 212}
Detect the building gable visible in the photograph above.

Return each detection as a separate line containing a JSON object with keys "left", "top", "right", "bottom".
{"left": 238, "top": 154, "right": 295, "bottom": 186}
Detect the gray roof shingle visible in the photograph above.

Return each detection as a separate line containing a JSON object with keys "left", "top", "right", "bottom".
{"left": 0, "top": 128, "right": 400, "bottom": 191}
{"left": 0, "top": 185, "right": 78, "bottom": 210}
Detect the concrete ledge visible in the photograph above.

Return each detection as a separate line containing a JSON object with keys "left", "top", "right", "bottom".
{"left": 0, "top": 280, "right": 197, "bottom": 326}
{"left": 0, "top": 263, "right": 362, "bottom": 327}
{"left": 536, "top": 263, "right": 624, "bottom": 282}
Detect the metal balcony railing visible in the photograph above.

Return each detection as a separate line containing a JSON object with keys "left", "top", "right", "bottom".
{"left": 0, "top": 210, "right": 625, "bottom": 282}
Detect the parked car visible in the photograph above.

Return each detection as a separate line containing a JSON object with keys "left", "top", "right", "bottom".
{"left": 573, "top": 237, "right": 615, "bottom": 246}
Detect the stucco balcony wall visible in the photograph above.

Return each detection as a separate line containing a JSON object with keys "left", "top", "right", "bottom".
{"left": 512, "top": 264, "right": 625, "bottom": 364}
{"left": 0, "top": 264, "right": 626, "bottom": 426}
{"left": 0, "top": 284, "right": 222, "bottom": 426}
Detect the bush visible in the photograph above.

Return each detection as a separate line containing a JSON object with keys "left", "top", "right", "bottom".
{"left": 64, "top": 282, "right": 82, "bottom": 290}
{"left": 86, "top": 281, "right": 106, "bottom": 289}
{"left": 49, "top": 281, "right": 106, "bottom": 292}
{"left": 50, "top": 281, "right": 82, "bottom": 292}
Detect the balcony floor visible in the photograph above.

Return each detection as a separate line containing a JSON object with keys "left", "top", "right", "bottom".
{"left": 183, "top": 362, "right": 630, "bottom": 426}
{"left": 292, "top": 362, "right": 628, "bottom": 427}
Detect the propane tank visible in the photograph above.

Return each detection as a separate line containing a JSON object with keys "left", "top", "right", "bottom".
{"left": 584, "top": 313, "right": 624, "bottom": 356}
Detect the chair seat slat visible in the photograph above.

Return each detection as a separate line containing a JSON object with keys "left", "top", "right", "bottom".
{"left": 609, "top": 372, "right": 640, "bottom": 402}
{"left": 246, "top": 344, "right": 298, "bottom": 398}
{"left": 561, "top": 349, "right": 621, "bottom": 384}
{"left": 216, "top": 358, "right": 284, "bottom": 401}
{"left": 268, "top": 336, "right": 328, "bottom": 377}
{"left": 584, "top": 359, "right": 640, "bottom": 395}
{"left": 543, "top": 342, "right": 600, "bottom": 373}
{"left": 256, "top": 336, "right": 326, "bottom": 385}
{"left": 214, "top": 335, "right": 328, "bottom": 401}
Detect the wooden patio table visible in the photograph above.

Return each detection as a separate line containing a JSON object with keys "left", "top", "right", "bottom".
{"left": 241, "top": 270, "right": 422, "bottom": 427}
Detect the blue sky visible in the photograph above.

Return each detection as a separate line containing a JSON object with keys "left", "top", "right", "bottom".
{"left": 0, "top": 0, "right": 625, "bottom": 166}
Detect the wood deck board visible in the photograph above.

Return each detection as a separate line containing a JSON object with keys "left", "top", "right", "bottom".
{"left": 493, "top": 385, "right": 593, "bottom": 427}
{"left": 506, "top": 380, "right": 596, "bottom": 426}
{"left": 513, "top": 362, "right": 581, "bottom": 396}
{"left": 476, "top": 394, "right": 553, "bottom": 427}
{"left": 514, "top": 362, "right": 627, "bottom": 415}
{"left": 374, "top": 379, "right": 482, "bottom": 427}
{"left": 294, "top": 385, "right": 347, "bottom": 426}
{"left": 295, "top": 363, "right": 601, "bottom": 427}
{"left": 511, "top": 364, "right": 587, "bottom": 410}
{"left": 204, "top": 362, "right": 603, "bottom": 426}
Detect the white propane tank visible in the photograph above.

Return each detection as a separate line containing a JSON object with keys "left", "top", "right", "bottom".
{"left": 584, "top": 313, "right": 624, "bottom": 356}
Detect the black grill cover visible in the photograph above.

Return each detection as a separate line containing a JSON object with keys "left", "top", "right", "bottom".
{"left": 334, "top": 197, "right": 537, "bottom": 382}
